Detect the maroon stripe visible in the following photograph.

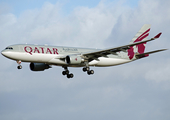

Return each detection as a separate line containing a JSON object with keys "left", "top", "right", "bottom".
{"left": 134, "top": 28, "right": 150, "bottom": 43}
{"left": 134, "top": 33, "right": 149, "bottom": 43}
{"left": 139, "top": 28, "right": 150, "bottom": 39}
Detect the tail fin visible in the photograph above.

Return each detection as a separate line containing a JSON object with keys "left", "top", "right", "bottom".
{"left": 127, "top": 24, "right": 151, "bottom": 59}
{"left": 129, "top": 24, "right": 151, "bottom": 54}
{"left": 129, "top": 24, "right": 151, "bottom": 44}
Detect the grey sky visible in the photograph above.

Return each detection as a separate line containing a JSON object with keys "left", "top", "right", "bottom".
{"left": 0, "top": 0, "right": 170, "bottom": 120}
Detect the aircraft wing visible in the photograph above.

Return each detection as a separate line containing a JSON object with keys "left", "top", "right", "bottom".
{"left": 81, "top": 33, "right": 162, "bottom": 61}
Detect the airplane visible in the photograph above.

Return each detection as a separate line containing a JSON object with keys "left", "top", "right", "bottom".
{"left": 1, "top": 24, "right": 167, "bottom": 78}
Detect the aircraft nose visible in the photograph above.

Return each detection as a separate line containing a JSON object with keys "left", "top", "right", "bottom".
{"left": 1, "top": 50, "right": 7, "bottom": 56}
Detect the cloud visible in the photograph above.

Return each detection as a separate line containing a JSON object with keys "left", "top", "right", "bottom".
{"left": 0, "top": 1, "right": 126, "bottom": 48}
{"left": 0, "top": 0, "right": 170, "bottom": 120}
{"left": 145, "top": 59, "right": 170, "bottom": 82}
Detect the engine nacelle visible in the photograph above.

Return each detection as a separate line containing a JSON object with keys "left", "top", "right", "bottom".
{"left": 66, "top": 55, "right": 84, "bottom": 65}
{"left": 30, "top": 63, "right": 51, "bottom": 71}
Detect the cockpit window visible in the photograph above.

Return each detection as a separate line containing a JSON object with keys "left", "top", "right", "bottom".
{"left": 5, "top": 47, "right": 13, "bottom": 50}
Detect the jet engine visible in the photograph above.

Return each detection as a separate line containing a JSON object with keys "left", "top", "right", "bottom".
{"left": 66, "top": 55, "right": 84, "bottom": 64}
{"left": 30, "top": 63, "right": 51, "bottom": 71}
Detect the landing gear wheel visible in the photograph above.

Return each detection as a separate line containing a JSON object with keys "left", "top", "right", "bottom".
{"left": 87, "top": 70, "right": 94, "bottom": 75}
{"left": 90, "top": 70, "right": 94, "bottom": 74}
{"left": 69, "top": 73, "right": 74, "bottom": 78}
{"left": 65, "top": 70, "right": 69, "bottom": 74}
{"left": 83, "top": 67, "right": 86, "bottom": 72}
{"left": 62, "top": 71, "right": 66, "bottom": 75}
{"left": 67, "top": 74, "right": 70, "bottom": 78}
{"left": 87, "top": 71, "right": 91, "bottom": 75}
{"left": 67, "top": 73, "right": 74, "bottom": 78}
{"left": 17, "top": 65, "right": 22, "bottom": 69}
{"left": 83, "top": 67, "right": 89, "bottom": 72}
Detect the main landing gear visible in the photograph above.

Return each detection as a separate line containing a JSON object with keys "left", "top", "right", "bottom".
{"left": 82, "top": 67, "right": 94, "bottom": 75}
{"left": 82, "top": 62, "right": 94, "bottom": 75}
{"left": 62, "top": 65, "right": 94, "bottom": 79}
{"left": 17, "top": 60, "right": 22, "bottom": 69}
{"left": 62, "top": 67, "right": 74, "bottom": 79}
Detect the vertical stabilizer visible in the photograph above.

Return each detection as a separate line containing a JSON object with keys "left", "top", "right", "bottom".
{"left": 127, "top": 24, "right": 151, "bottom": 60}
{"left": 129, "top": 24, "right": 151, "bottom": 44}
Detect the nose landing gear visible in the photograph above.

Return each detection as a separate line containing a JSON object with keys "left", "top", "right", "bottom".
{"left": 17, "top": 60, "right": 22, "bottom": 69}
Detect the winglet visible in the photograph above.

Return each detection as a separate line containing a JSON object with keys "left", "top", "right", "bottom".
{"left": 154, "top": 32, "right": 162, "bottom": 38}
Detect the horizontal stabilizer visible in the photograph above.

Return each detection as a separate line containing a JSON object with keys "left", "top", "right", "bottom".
{"left": 154, "top": 32, "right": 162, "bottom": 38}
{"left": 135, "top": 49, "right": 167, "bottom": 59}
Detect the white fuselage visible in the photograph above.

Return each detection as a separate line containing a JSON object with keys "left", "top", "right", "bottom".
{"left": 1, "top": 44, "right": 132, "bottom": 67}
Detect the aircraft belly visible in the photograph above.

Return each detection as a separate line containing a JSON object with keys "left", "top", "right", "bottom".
{"left": 94, "top": 57, "right": 131, "bottom": 67}
{"left": 5, "top": 52, "right": 55, "bottom": 63}
{"left": 48, "top": 58, "right": 66, "bottom": 65}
